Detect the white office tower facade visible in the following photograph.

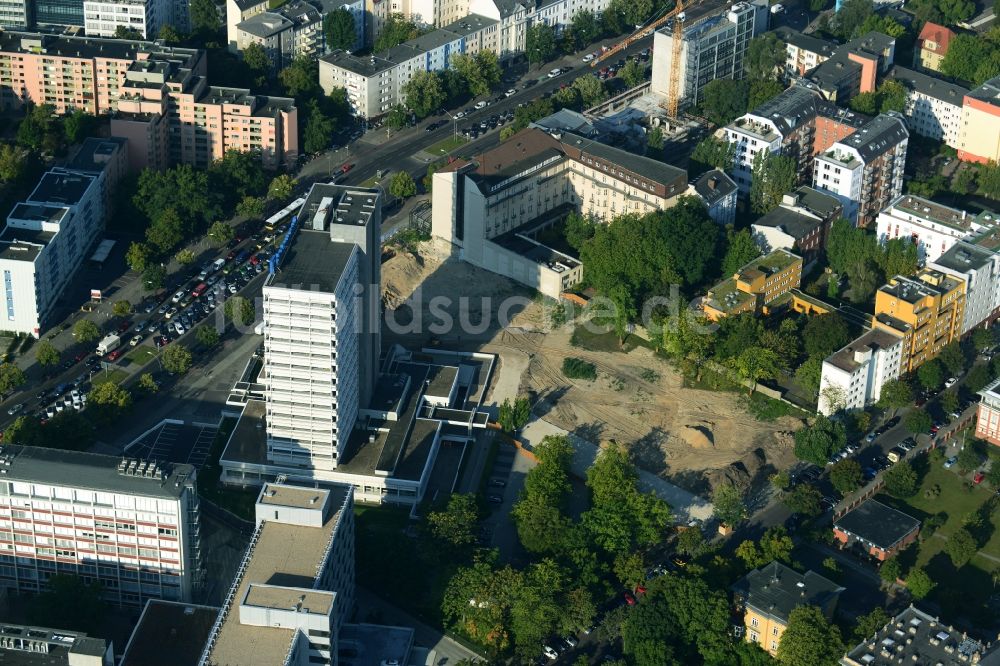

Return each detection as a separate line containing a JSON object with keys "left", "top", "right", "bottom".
{"left": 262, "top": 184, "right": 381, "bottom": 472}
{"left": 200, "top": 482, "right": 355, "bottom": 666}
{"left": 0, "top": 447, "right": 202, "bottom": 606}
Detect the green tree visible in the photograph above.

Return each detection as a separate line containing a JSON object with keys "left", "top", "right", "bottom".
{"left": 145, "top": 207, "right": 184, "bottom": 254}
{"left": 877, "top": 79, "right": 908, "bottom": 113}
{"left": 877, "top": 378, "right": 913, "bottom": 413}
{"left": 73, "top": 319, "right": 101, "bottom": 345}
{"left": 729, "top": 346, "right": 783, "bottom": 395}
{"left": 278, "top": 56, "right": 320, "bottom": 98}
{"left": 746, "top": 33, "right": 787, "bottom": 80}
{"left": 442, "top": 560, "right": 522, "bottom": 653}
{"left": 158, "top": 24, "right": 182, "bottom": 44}
{"left": 646, "top": 126, "right": 664, "bottom": 154}
{"left": 324, "top": 7, "right": 356, "bottom": 51}
{"left": 190, "top": 0, "right": 221, "bottom": 34}
{"left": 242, "top": 42, "right": 271, "bottom": 76}
{"left": 267, "top": 174, "right": 297, "bottom": 201}
{"left": 854, "top": 607, "right": 891, "bottom": 641}
{"left": 572, "top": 74, "right": 607, "bottom": 108}
{"left": 0, "top": 143, "right": 26, "bottom": 183}
{"left": 700, "top": 79, "right": 749, "bottom": 126}
{"left": 112, "top": 300, "right": 132, "bottom": 317}
{"left": 794, "top": 357, "right": 822, "bottom": 399}
{"left": 196, "top": 325, "right": 220, "bottom": 348}
{"left": 748, "top": 78, "right": 785, "bottom": 111}
{"left": 859, "top": 12, "right": 906, "bottom": 38}
{"left": 721, "top": 228, "right": 761, "bottom": 276}
{"left": 553, "top": 85, "right": 582, "bottom": 110}
{"left": 451, "top": 51, "right": 501, "bottom": 97}
{"left": 138, "top": 373, "right": 159, "bottom": 394}
{"left": 512, "top": 435, "right": 574, "bottom": 553}
{"left": 783, "top": 483, "right": 823, "bottom": 516}
{"left": 498, "top": 396, "right": 531, "bottom": 432}
{"left": 904, "top": 408, "right": 932, "bottom": 435}
{"left": 427, "top": 493, "right": 479, "bottom": 548}
{"left": 174, "top": 248, "right": 195, "bottom": 265}
{"left": 776, "top": 605, "right": 844, "bottom": 666}
{"left": 161, "top": 345, "right": 192, "bottom": 374}
{"left": 303, "top": 101, "right": 334, "bottom": 154}
{"left": 236, "top": 195, "right": 265, "bottom": 218}
{"left": 953, "top": 167, "right": 978, "bottom": 195}
{"left": 849, "top": 91, "right": 878, "bottom": 115}
{"left": 938, "top": 341, "right": 966, "bottom": 376}
{"left": 87, "top": 381, "right": 133, "bottom": 424}
{"left": 676, "top": 526, "right": 707, "bottom": 557}
{"left": 956, "top": 441, "right": 983, "bottom": 473}
{"left": 207, "top": 222, "right": 234, "bottom": 248}
{"left": 689, "top": 136, "right": 736, "bottom": 177}
{"left": 711, "top": 482, "right": 746, "bottom": 527}
{"left": 16, "top": 104, "right": 57, "bottom": 152}
{"left": 966, "top": 363, "right": 992, "bottom": 393}
{"left": 917, "top": 359, "right": 944, "bottom": 391}
{"left": 942, "top": 34, "right": 992, "bottom": 83}
{"left": 750, "top": 151, "right": 797, "bottom": 214}
{"left": 941, "top": 390, "right": 960, "bottom": 417}
{"left": 833, "top": 0, "right": 873, "bottom": 39}
{"left": 389, "top": 171, "right": 417, "bottom": 199}
{"left": 794, "top": 415, "right": 846, "bottom": 465}
{"left": 402, "top": 71, "right": 446, "bottom": 119}
{"left": 878, "top": 238, "right": 918, "bottom": 278}
{"left": 35, "top": 340, "right": 59, "bottom": 368}
{"left": 570, "top": 10, "right": 601, "bottom": 48}
{"left": 374, "top": 14, "right": 420, "bottom": 52}
{"left": 386, "top": 105, "right": 408, "bottom": 130}
{"left": 526, "top": 23, "right": 557, "bottom": 66}
{"left": 224, "top": 296, "right": 255, "bottom": 326}
{"left": 906, "top": 567, "right": 935, "bottom": 599}
{"left": 883, "top": 460, "right": 918, "bottom": 497}
{"left": 62, "top": 110, "right": 96, "bottom": 144}
{"left": 830, "top": 458, "right": 863, "bottom": 494}
{"left": 619, "top": 59, "right": 647, "bottom": 88}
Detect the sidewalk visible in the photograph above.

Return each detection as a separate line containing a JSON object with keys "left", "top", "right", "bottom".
{"left": 518, "top": 417, "right": 714, "bottom": 522}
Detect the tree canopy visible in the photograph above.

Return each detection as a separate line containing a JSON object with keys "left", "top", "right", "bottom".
{"left": 324, "top": 8, "right": 356, "bottom": 51}
{"left": 794, "top": 415, "right": 847, "bottom": 465}
{"left": 776, "top": 605, "right": 844, "bottom": 666}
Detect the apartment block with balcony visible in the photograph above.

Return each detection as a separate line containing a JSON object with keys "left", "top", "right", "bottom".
{"left": 235, "top": 0, "right": 365, "bottom": 70}
{"left": 975, "top": 377, "right": 1000, "bottom": 447}
{"left": 319, "top": 13, "right": 497, "bottom": 118}
{"left": 0, "top": 0, "right": 29, "bottom": 27}
{"left": 751, "top": 186, "right": 842, "bottom": 270}
{"left": 0, "top": 447, "right": 202, "bottom": 607}
{"left": 875, "top": 194, "right": 1000, "bottom": 264}
{"left": 890, "top": 66, "right": 966, "bottom": 149}
{"left": 872, "top": 269, "right": 965, "bottom": 373}
{"left": 701, "top": 248, "right": 803, "bottom": 322}
{"left": 199, "top": 482, "right": 355, "bottom": 666}
{"left": 732, "top": 562, "right": 842, "bottom": 656}
{"left": 650, "top": 0, "right": 769, "bottom": 109}
{"left": 818, "top": 328, "right": 904, "bottom": 415}
{"left": 806, "top": 32, "right": 895, "bottom": 104}
{"left": 928, "top": 240, "right": 1000, "bottom": 334}
{"left": 724, "top": 85, "right": 866, "bottom": 196}
{"left": 773, "top": 26, "right": 837, "bottom": 78}
{"left": 812, "top": 112, "right": 908, "bottom": 227}
{"left": 112, "top": 57, "right": 298, "bottom": 170}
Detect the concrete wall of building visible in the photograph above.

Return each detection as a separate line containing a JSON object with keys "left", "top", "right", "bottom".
{"left": 958, "top": 96, "right": 1000, "bottom": 164}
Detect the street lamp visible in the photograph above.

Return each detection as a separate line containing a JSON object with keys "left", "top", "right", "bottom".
{"left": 443, "top": 109, "right": 458, "bottom": 140}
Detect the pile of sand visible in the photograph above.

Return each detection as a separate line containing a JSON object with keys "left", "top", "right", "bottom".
{"left": 680, "top": 424, "right": 714, "bottom": 449}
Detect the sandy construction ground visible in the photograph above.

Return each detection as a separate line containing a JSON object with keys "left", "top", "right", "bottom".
{"left": 382, "top": 240, "right": 802, "bottom": 494}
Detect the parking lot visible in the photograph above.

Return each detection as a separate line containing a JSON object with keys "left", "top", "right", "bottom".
{"left": 127, "top": 419, "right": 218, "bottom": 467}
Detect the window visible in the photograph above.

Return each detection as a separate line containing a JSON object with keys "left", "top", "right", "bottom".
{"left": 750, "top": 617, "right": 759, "bottom": 627}
{"left": 772, "top": 627, "right": 779, "bottom": 636}
{"left": 748, "top": 630, "right": 759, "bottom": 642}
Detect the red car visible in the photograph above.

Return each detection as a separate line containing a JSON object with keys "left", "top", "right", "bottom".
{"left": 623, "top": 591, "right": 636, "bottom": 606}
{"left": 974, "top": 471, "right": 985, "bottom": 485}
{"left": 117, "top": 320, "right": 132, "bottom": 334}
{"left": 107, "top": 349, "right": 122, "bottom": 362}
{"left": 635, "top": 585, "right": 647, "bottom": 597}
{"left": 340, "top": 163, "right": 353, "bottom": 174}
{"left": 74, "top": 351, "right": 87, "bottom": 362}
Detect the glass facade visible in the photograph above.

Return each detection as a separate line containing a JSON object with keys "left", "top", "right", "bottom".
{"left": 36, "top": 0, "right": 84, "bottom": 26}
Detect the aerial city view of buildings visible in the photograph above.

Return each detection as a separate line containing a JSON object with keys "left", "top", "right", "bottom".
{"left": 0, "top": 0, "right": 997, "bottom": 663}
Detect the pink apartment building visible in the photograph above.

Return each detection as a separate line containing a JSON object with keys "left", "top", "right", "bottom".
{"left": 976, "top": 377, "right": 1000, "bottom": 447}
{"left": 0, "top": 31, "right": 297, "bottom": 170}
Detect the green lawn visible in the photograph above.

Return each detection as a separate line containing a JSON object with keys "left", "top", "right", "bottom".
{"left": 425, "top": 134, "right": 468, "bottom": 156}
{"left": 124, "top": 346, "right": 158, "bottom": 366}
{"left": 91, "top": 369, "right": 127, "bottom": 386}
{"left": 879, "top": 462, "right": 1000, "bottom": 625}
{"left": 569, "top": 323, "right": 652, "bottom": 353}
{"left": 359, "top": 175, "right": 381, "bottom": 189}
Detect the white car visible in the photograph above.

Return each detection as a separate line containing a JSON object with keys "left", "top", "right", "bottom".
{"left": 6, "top": 403, "right": 23, "bottom": 416}
{"left": 173, "top": 321, "right": 186, "bottom": 335}
{"left": 129, "top": 334, "right": 143, "bottom": 347}
{"left": 944, "top": 376, "right": 958, "bottom": 388}
{"left": 548, "top": 68, "right": 561, "bottom": 78}
{"left": 582, "top": 53, "right": 595, "bottom": 62}
{"left": 171, "top": 290, "right": 185, "bottom": 303}
{"left": 474, "top": 100, "right": 488, "bottom": 109}
{"left": 504, "top": 88, "right": 516, "bottom": 97}
{"left": 165, "top": 307, "right": 178, "bottom": 319}
{"left": 542, "top": 645, "right": 559, "bottom": 660}
{"left": 454, "top": 111, "right": 465, "bottom": 118}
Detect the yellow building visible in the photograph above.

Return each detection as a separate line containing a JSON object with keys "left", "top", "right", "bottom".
{"left": 872, "top": 269, "right": 966, "bottom": 373}
{"left": 732, "top": 562, "right": 843, "bottom": 656}
{"left": 702, "top": 249, "right": 803, "bottom": 322}
{"left": 915, "top": 22, "right": 954, "bottom": 73}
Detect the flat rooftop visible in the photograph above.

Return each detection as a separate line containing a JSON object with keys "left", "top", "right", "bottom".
{"left": 339, "top": 623, "right": 415, "bottom": 666}
{"left": 243, "top": 584, "right": 334, "bottom": 616}
{"left": 28, "top": 170, "right": 95, "bottom": 206}
{"left": 0, "top": 625, "right": 107, "bottom": 665}
{"left": 931, "top": 240, "right": 996, "bottom": 273}
{"left": 0, "top": 444, "right": 195, "bottom": 499}
{"left": 65, "top": 137, "right": 127, "bottom": 174}
{"left": 0, "top": 30, "right": 199, "bottom": 64}
{"left": 258, "top": 484, "right": 330, "bottom": 510}
{"left": 886, "top": 195, "right": 973, "bottom": 231}
{"left": 204, "top": 485, "right": 350, "bottom": 666}
{"left": 121, "top": 601, "right": 219, "bottom": 666}
{"left": 825, "top": 329, "right": 903, "bottom": 374}
{"left": 267, "top": 228, "right": 356, "bottom": 293}
{"left": 0, "top": 226, "right": 56, "bottom": 262}
{"left": 879, "top": 270, "right": 963, "bottom": 304}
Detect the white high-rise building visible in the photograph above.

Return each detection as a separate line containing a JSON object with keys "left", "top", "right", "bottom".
{"left": 84, "top": 0, "right": 172, "bottom": 37}
{"left": 262, "top": 185, "right": 381, "bottom": 471}
{"left": 0, "top": 447, "right": 202, "bottom": 606}
{"left": 818, "top": 329, "right": 904, "bottom": 415}
{"left": 929, "top": 240, "right": 1000, "bottom": 334}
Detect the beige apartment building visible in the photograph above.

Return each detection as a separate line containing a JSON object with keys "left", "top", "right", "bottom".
{"left": 0, "top": 31, "right": 297, "bottom": 170}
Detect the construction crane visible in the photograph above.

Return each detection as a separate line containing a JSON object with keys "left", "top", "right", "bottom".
{"left": 590, "top": 0, "right": 699, "bottom": 117}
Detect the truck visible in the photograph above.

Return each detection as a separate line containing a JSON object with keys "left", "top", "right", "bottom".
{"left": 96, "top": 334, "right": 121, "bottom": 355}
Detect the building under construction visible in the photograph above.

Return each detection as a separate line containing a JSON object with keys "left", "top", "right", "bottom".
{"left": 650, "top": 0, "right": 769, "bottom": 111}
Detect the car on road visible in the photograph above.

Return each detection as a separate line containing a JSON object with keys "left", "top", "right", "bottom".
{"left": 171, "top": 290, "right": 185, "bottom": 303}
{"left": 117, "top": 320, "right": 132, "bottom": 334}
{"left": 944, "top": 455, "right": 958, "bottom": 469}
{"left": 155, "top": 336, "right": 168, "bottom": 348}
{"left": 106, "top": 349, "right": 122, "bottom": 362}
{"left": 487, "top": 494, "right": 503, "bottom": 504}
{"left": 6, "top": 403, "right": 23, "bottom": 416}
{"left": 542, "top": 645, "right": 559, "bottom": 660}
{"left": 129, "top": 334, "right": 143, "bottom": 347}
{"left": 475, "top": 100, "right": 488, "bottom": 109}
{"left": 582, "top": 53, "right": 595, "bottom": 62}
{"left": 424, "top": 121, "right": 442, "bottom": 132}
{"left": 945, "top": 376, "right": 958, "bottom": 388}
{"left": 865, "top": 431, "right": 877, "bottom": 443}
{"left": 165, "top": 307, "right": 178, "bottom": 319}
{"left": 454, "top": 111, "right": 465, "bottom": 118}
{"left": 339, "top": 163, "right": 353, "bottom": 174}
{"left": 173, "top": 322, "right": 186, "bottom": 335}
{"left": 548, "top": 68, "right": 561, "bottom": 78}
{"left": 862, "top": 466, "right": 877, "bottom": 481}
{"left": 974, "top": 471, "right": 985, "bottom": 484}
{"left": 504, "top": 88, "right": 517, "bottom": 97}
{"left": 563, "top": 636, "right": 578, "bottom": 649}
{"left": 488, "top": 478, "right": 506, "bottom": 487}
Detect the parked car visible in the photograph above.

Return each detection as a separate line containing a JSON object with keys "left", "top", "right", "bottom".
{"left": 582, "top": 53, "right": 595, "bottom": 62}
{"left": 548, "top": 68, "right": 561, "bottom": 78}
{"left": 944, "top": 455, "right": 958, "bottom": 469}
{"left": 6, "top": 403, "right": 23, "bottom": 416}
{"left": 542, "top": 645, "right": 559, "bottom": 660}
{"left": 487, "top": 494, "right": 503, "bottom": 504}
{"left": 129, "top": 334, "right": 143, "bottom": 347}
{"left": 623, "top": 591, "right": 636, "bottom": 606}
{"left": 106, "top": 349, "right": 122, "bottom": 362}
{"left": 974, "top": 471, "right": 985, "bottom": 484}
{"left": 489, "top": 478, "right": 506, "bottom": 487}
{"left": 945, "top": 376, "right": 958, "bottom": 388}
{"left": 504, "top": 88, "right": 517, "bottom": 97}
{"left": 475, "top": 100, "right": 488, "bottom": 109}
